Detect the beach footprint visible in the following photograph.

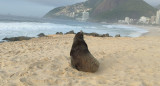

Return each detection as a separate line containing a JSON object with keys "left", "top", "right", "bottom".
{"left": 20, "top": 77, "right": 33, "bottom": 86}
{"left": 28, "top": 61, "right": 48, "bottom": 70}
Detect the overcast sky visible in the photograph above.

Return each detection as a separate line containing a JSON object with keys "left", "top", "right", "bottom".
{"left": 0, "top": 0, "right": 159, "bottom": 17}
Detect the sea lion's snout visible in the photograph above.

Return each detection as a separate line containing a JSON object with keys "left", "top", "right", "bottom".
{"left": 75, "top": 32, "right": 84, "bottom": 39}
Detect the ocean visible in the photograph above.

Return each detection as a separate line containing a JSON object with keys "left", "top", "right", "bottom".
{"left": 0, "top": 16, "right": 148, "bottom": 41}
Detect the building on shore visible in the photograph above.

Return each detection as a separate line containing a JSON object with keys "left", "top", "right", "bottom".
{"left": 150, "top": 16, "right": 156, "bottom": 24}
{"left": 139, "top": 16, "right": 150, "bottom": 24}
{"left": 70, "top": 12, "right": 75, "bottom": 18}
{"left": 125, "top": 17, "right": 130, "bottom": 24}
{"left": 118, "top": 17, "right": 137, "bottom": 24}
{"left": 118, "top": 20, "right": 125, "bottom": 24}
{"left": 82, "top": 11, "right": 89, "bottom": 21}
{"left": 118, "top": 10, "right": 160, "bottom": 25}
{"left": 156, "top": 10, "right": 160, "bottom": 24}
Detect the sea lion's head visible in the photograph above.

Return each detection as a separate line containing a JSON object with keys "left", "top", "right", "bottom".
{"left": 74, "top": 31, "right": 84, "bottom": 41}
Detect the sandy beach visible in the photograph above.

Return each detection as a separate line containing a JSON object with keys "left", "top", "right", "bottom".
{"left": 0, "top": 30, "right": 160, "bottom": 86}
{"left": 131, "top": 25, "right": 160, "bottom": 37}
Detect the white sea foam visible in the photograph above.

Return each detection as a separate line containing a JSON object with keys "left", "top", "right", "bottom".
{"left": 102, "top": 24, "right": 148, "bottom": 37}
{"left": 0, "top": 22, "right": 148, "bottom": 41}
{"left": 0, "top": 22, "right": 98, "bottom": 40}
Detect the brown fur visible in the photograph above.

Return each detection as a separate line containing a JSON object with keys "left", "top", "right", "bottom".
{"left": 70, "top": 32, "right": 99, "bottom": 73}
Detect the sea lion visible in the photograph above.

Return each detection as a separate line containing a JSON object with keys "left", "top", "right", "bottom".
{"left": 70, "top": 31, "right": 99, "bottom": 73}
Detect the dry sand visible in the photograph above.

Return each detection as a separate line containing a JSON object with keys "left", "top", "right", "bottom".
{"left": 0, "top": 34, "right": 160, "bottom": 86}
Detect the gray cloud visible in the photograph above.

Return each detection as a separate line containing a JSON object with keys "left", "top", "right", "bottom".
{"left": 25, "top": 0, "right": 160, "bottom": 6}
{"left": 36, "top": 0, "right": 160, "bottom": 6}
{"left": 0, "top": 0, "right": 54, "bottom": 17}
{"left": 26, "top": 0, "right": 86, "bottom": 6}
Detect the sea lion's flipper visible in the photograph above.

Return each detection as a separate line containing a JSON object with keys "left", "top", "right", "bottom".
{"left": 71, "top": 57, "right": 76, "bottom": 68}
{"left": 75, "top": 63, "right": 82, "bottom": 71}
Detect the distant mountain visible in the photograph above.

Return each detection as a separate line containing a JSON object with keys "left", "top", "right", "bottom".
{"left": 44, "top": 0, "right": 157, "bottom": 22}
{"left": 156, "top": 5, "right": 160, "bottom": 9}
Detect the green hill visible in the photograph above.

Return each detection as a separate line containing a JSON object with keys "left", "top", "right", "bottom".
{"left": 156, "top": 5, "right": 160, "bottom": 9}
{"left": 91, "top": 0, "right": 157, "bottom": 21}
{"left": 44, "top": 0, "right": 157, "bottom": 22}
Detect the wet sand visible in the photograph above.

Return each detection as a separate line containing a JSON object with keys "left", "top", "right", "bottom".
{"left": 130, "top": 25, "right": 160, "bottom": 37}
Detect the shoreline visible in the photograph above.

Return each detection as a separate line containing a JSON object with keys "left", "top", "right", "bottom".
{"left": 0, "top": 24, "right": 159, "bottom": 42}
{"left": 126, "top": 24, "right": 160, "bottom": 37}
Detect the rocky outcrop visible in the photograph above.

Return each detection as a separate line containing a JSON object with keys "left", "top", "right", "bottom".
{"left": 55, "top": 31, "right": 111, "bottom": 37}
{"left": 0, "top": 41, "right": 4, "bottom": 43}
{"left": 65, "top": 30, "right": 75, "bottom": 34}
{"left": 37, "top": 33, "right": 46, "bottom": 37}
{"left": 84, "top": 32, "right": 110, "bottom": 37}
{"left": 56, "top": 32, "right": 63, "bottom": 35}
{"left": 3, "top": 36, "right": 33, "bottom": 42}
{"left": 115, "top": 34, "right": 121, "bottom": 37}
